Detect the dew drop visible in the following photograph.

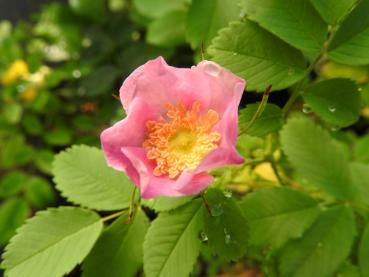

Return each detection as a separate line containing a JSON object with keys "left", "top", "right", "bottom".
{"left": 202, "top": 62, "right": 222, "bottom": 77}
{"left": 224, "top": 228, "right": 232, "bottom": 245}
{"left": 223, "top": 189, "right": 232, "bottom": 198}
{"left": 328, "top": 105, "right": 336, "bottom": 112}
{"left": 232, "top": 52, "right": 237, "bottom": 56}
{"left": 331, "top": 125, "right": 339, "bottom": 132}
{"left": 358, "top": 87, "right": 363, "bottom": 92}
{"left": 199, "top": 231, "right": 208, "bottom": 242}
{"left": 210, "top": 203, "right": 224, "bottom": 217}
{"left": 72, "top": 69, "right": 81, "bottom": 79}
{"left": 302, "top": 104, "right": 312, "bottom": 114}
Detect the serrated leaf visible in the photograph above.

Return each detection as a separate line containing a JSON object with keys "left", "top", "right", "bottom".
{"left": 278, "top": 206, "right": 356, "bottom": 277}
{"left": 280, "top": 116, "right": 356, "bottom": 200}
{"left": 133, "top": 0, "right": 187, "bottom": 19}
{"left": 82, "top": 210, "right": 148, "bottom": 277}
{"left": 0, "top": 199, "right": 28, "bottom": 246}
{"left": 208, "top": 20, "right": 306, "bottom": 91}
{"left": 144, "top": 199, "right": 203, "bottom": 277}
{"left": 239, "top": 187, "right": 319, "bottom": 249}
{"left": 53, "top": 145, "right": 135, "bottom": 211}
{"left": 143, "top": 196, "right": 193, "bottom": 212}
{"left": 303, "top": 79, "right": 360, "bottom": 127}
{"left": 147, "top": 10, "right": 186, "bottom": 47}
{"left": 186, "top": 0, "right": 240, "bottom": 48}
{"left": 310, "top": 0, "right": 357, "bottom": 24}
{"left": 1, "top": 207, "right": 103, "bottom": 277}
{"left": 328, "top": 0, "right": 369, "bottom": 65}
{"left": 359, "top": 222, "right": 369, "bottom": 277}
{"left": 239, "top": 103, "right": 283, "bottom": 137}
{"left": 203, "top": 188, "right": 249, "bottom": 261}
{"left": 240, "top": 0, "right": 327, "bottom": 55}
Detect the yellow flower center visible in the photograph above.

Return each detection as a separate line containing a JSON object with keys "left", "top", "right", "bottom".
{"left": 143, "top": 101, "right": 221, "bottom": 178}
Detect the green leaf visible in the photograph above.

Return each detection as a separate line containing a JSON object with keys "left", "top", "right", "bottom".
{"left": 337, "top": 263, "right": 361, "bottom": 277}
{"left": 239, "top": 187, "right": 319, "bottom": 249}
{"left": 1, "top": 136, "right": 34, "bottom": 168}
{"left": 359, "top": 222, "right": 369, "bottom": 277}
{"left": 310, "top": 0, "right": 357, "bottom": 24}
{"left": 350, "top": 162, "right": 369, "bottom": 206}
{"left": 278, "top": 206, "right": 356, "bottom": 277}
{"left": 186, "top": 0, "right": 240, "bottom": 48}
{"left": 0, "top": 171, "right": 26, "bottom": 198}
{"left": 82, "top": 210, "right": 148, "bottom": 277}
{"left": 80, "top": 65, "right": 120, "bottom": 96}
{"left": 44, "top": 129, "right": 72, "bottom": 146}
{"left": 354, "top": 134, "right": 369, "bottom": 163}
{"left": 0, "top": 199, "right": 28, "bottom": 246}
{"left": 280, "top": 116, "right": 355, "bottom": 200}
{"left": 4, "top": 103, "right": 22, "bottom": 124}
{"left": 239, "top": 103, "right": 283, "bottom": 137}
{"left": 133, "top": 0, "right": 187, "bottom": 19}
{"left": 143, "top": 199, "right": 203, "bottom": 277}
{"left": 328, "top": 0, "right": 369, "bottom": 65}
{"left": 25, "top": 177, "right": 55, "bottom": 209}
{"left": 147, "top": 10, "right": 187, "bottom": 47}
{"left": 1, "top": 207, "right": 103, "bottom": 277}
{"left": 35, "top": 149, "right": 54, "bottom": 174}
{"left": 240, "top": 0, "right": 327, "bottom": 55}
{"left": 53, "top": 145, "right": 135, "bottom": 211}
{"left": 143, "top": 196, "right": 193, "bottom": 212}
{"left": 303, "top": 79, "right": 360, "bottom": 127}
{"left": 203, "top": 188, "right": 249, "bottom": 261}
{"left": 69, "top": 0, "right": 107, "bottom": 22}
{"left": 208, "top": 20, "right": 306, "bottom": 92}
{"left": 21, "top": 114, "right": 43, "bottom": 136}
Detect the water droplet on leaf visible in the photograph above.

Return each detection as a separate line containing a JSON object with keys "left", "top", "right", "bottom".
{"left": 328, "top": 105, "right": 336, "bottom": 112}
{"left": 202, "top": 62, "right": 222, "bottom": 77}
{"left": 199, "top": 231, "right": 208, "bottom": 242}
{"left": 223, "top": 190, "right": 232, "bottom": 198}
{"left": 210, "top": 203, "right": 224, "bottom": 216}
{"left": 72, "top": 70, "right": 81, "bottom": 79}
{"left": 358, "top": 87, "right": 363, "bottom": 92}
{"left": 224, "top": 228, "right": 232, "bottom": 245}
{"left": 331, "top": 125, "right": 339, "bottom": 132}
{"left": 302, "top": 104, "right": 312, "bottom": 114}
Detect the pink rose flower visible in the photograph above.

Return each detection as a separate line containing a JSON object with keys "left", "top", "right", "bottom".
{"left": 101, "top": 57, "right": 245, "bottom": 198}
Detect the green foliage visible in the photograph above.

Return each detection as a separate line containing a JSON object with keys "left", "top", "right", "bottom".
{"left": 303, "top": 78, "right": 360, "bottom": 127}
{"left": 203, "top": 189, "right": 249, "bottom": 261}
{"left": 328, "top": 0, "right": 369, "bottom": 65}
{"left": 53, "top": 145, "right": 135, "bottom": 211}
{"left": 240, "top": 187, "right": 319, "bottom": 249}
{"left": 0, "top": 199, "right": 28, "bottom": 246}
{"left": 143, "top": 199, "right": 204, "bottom": 277}
{"left": 24, "top": 177, "right": 55, "bottom": 209}
{"left": 143, "top": 195, "right": 193, "bottom": 212}
{"left": 208, "top": 20, "right": 306, "bottom": 91}
{"left": 310, "top": 0, "right": 357, "bottom": 24}
{"left": 133, "top": 0, "right": 187, "bottom": 19}
{"left": 1, "top": 207, "right": 103, "bottom": 277}
{"left": 280, "top": 116, "right": 356, "bottom": 200}
{"left": 0, "top": 172, "right": 26, "bottom": 198}
{"left": 82, "top": 210, "right": 148, "bottom": 277}
{"left": 147, "top": 10, "right": 187, "bottom": 47}
{"left": 186, "top": 0, "right": 240, "bottom": 48}
{"left": 239, "top": 103, "right": 283, "bottom": 137}
{"left": 354, "top": 134, "right": 369, "bottom": 163}
{"left": 240, "top": 0, "right": 327, "bottom": 55}
{"left": 359, "top": 222, "right": 369, "bottom": 277}
{"left": 278, "top": 206, "right": 356, "bottom": 277}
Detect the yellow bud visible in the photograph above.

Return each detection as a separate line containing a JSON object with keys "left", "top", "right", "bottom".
{"left": 1, "top": 59, "right": 29, "bottom": 85}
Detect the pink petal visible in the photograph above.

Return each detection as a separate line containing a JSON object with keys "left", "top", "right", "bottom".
{"left": 100, "top": 98, "right": 160, "bottom": 180}
{"left": 121, "top": 147, "right": 214, "bottom": 198}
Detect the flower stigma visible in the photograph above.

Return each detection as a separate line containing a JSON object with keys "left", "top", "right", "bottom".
{"left": 143, "top": 101, "right": 221, "bottom": 178}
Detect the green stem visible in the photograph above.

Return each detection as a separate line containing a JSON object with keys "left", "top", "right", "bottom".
{"left": 270, "top": 160, "right": 286, "bottom": 186}
{"left": 240, "top": 85, "right": 272, "bottom": 135}
{"left": 125, "top": 187, "right": 138, "bottom": 224}
{"left": 282, "top": 26, "right": 338, "bottom": 118}
{"left": 101, "top": 211, "right": 125, "bottom": 222}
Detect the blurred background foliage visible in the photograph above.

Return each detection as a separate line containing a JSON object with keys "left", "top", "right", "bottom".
{"left": 1, "top": 0, "right": 369, "bottom": 276}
